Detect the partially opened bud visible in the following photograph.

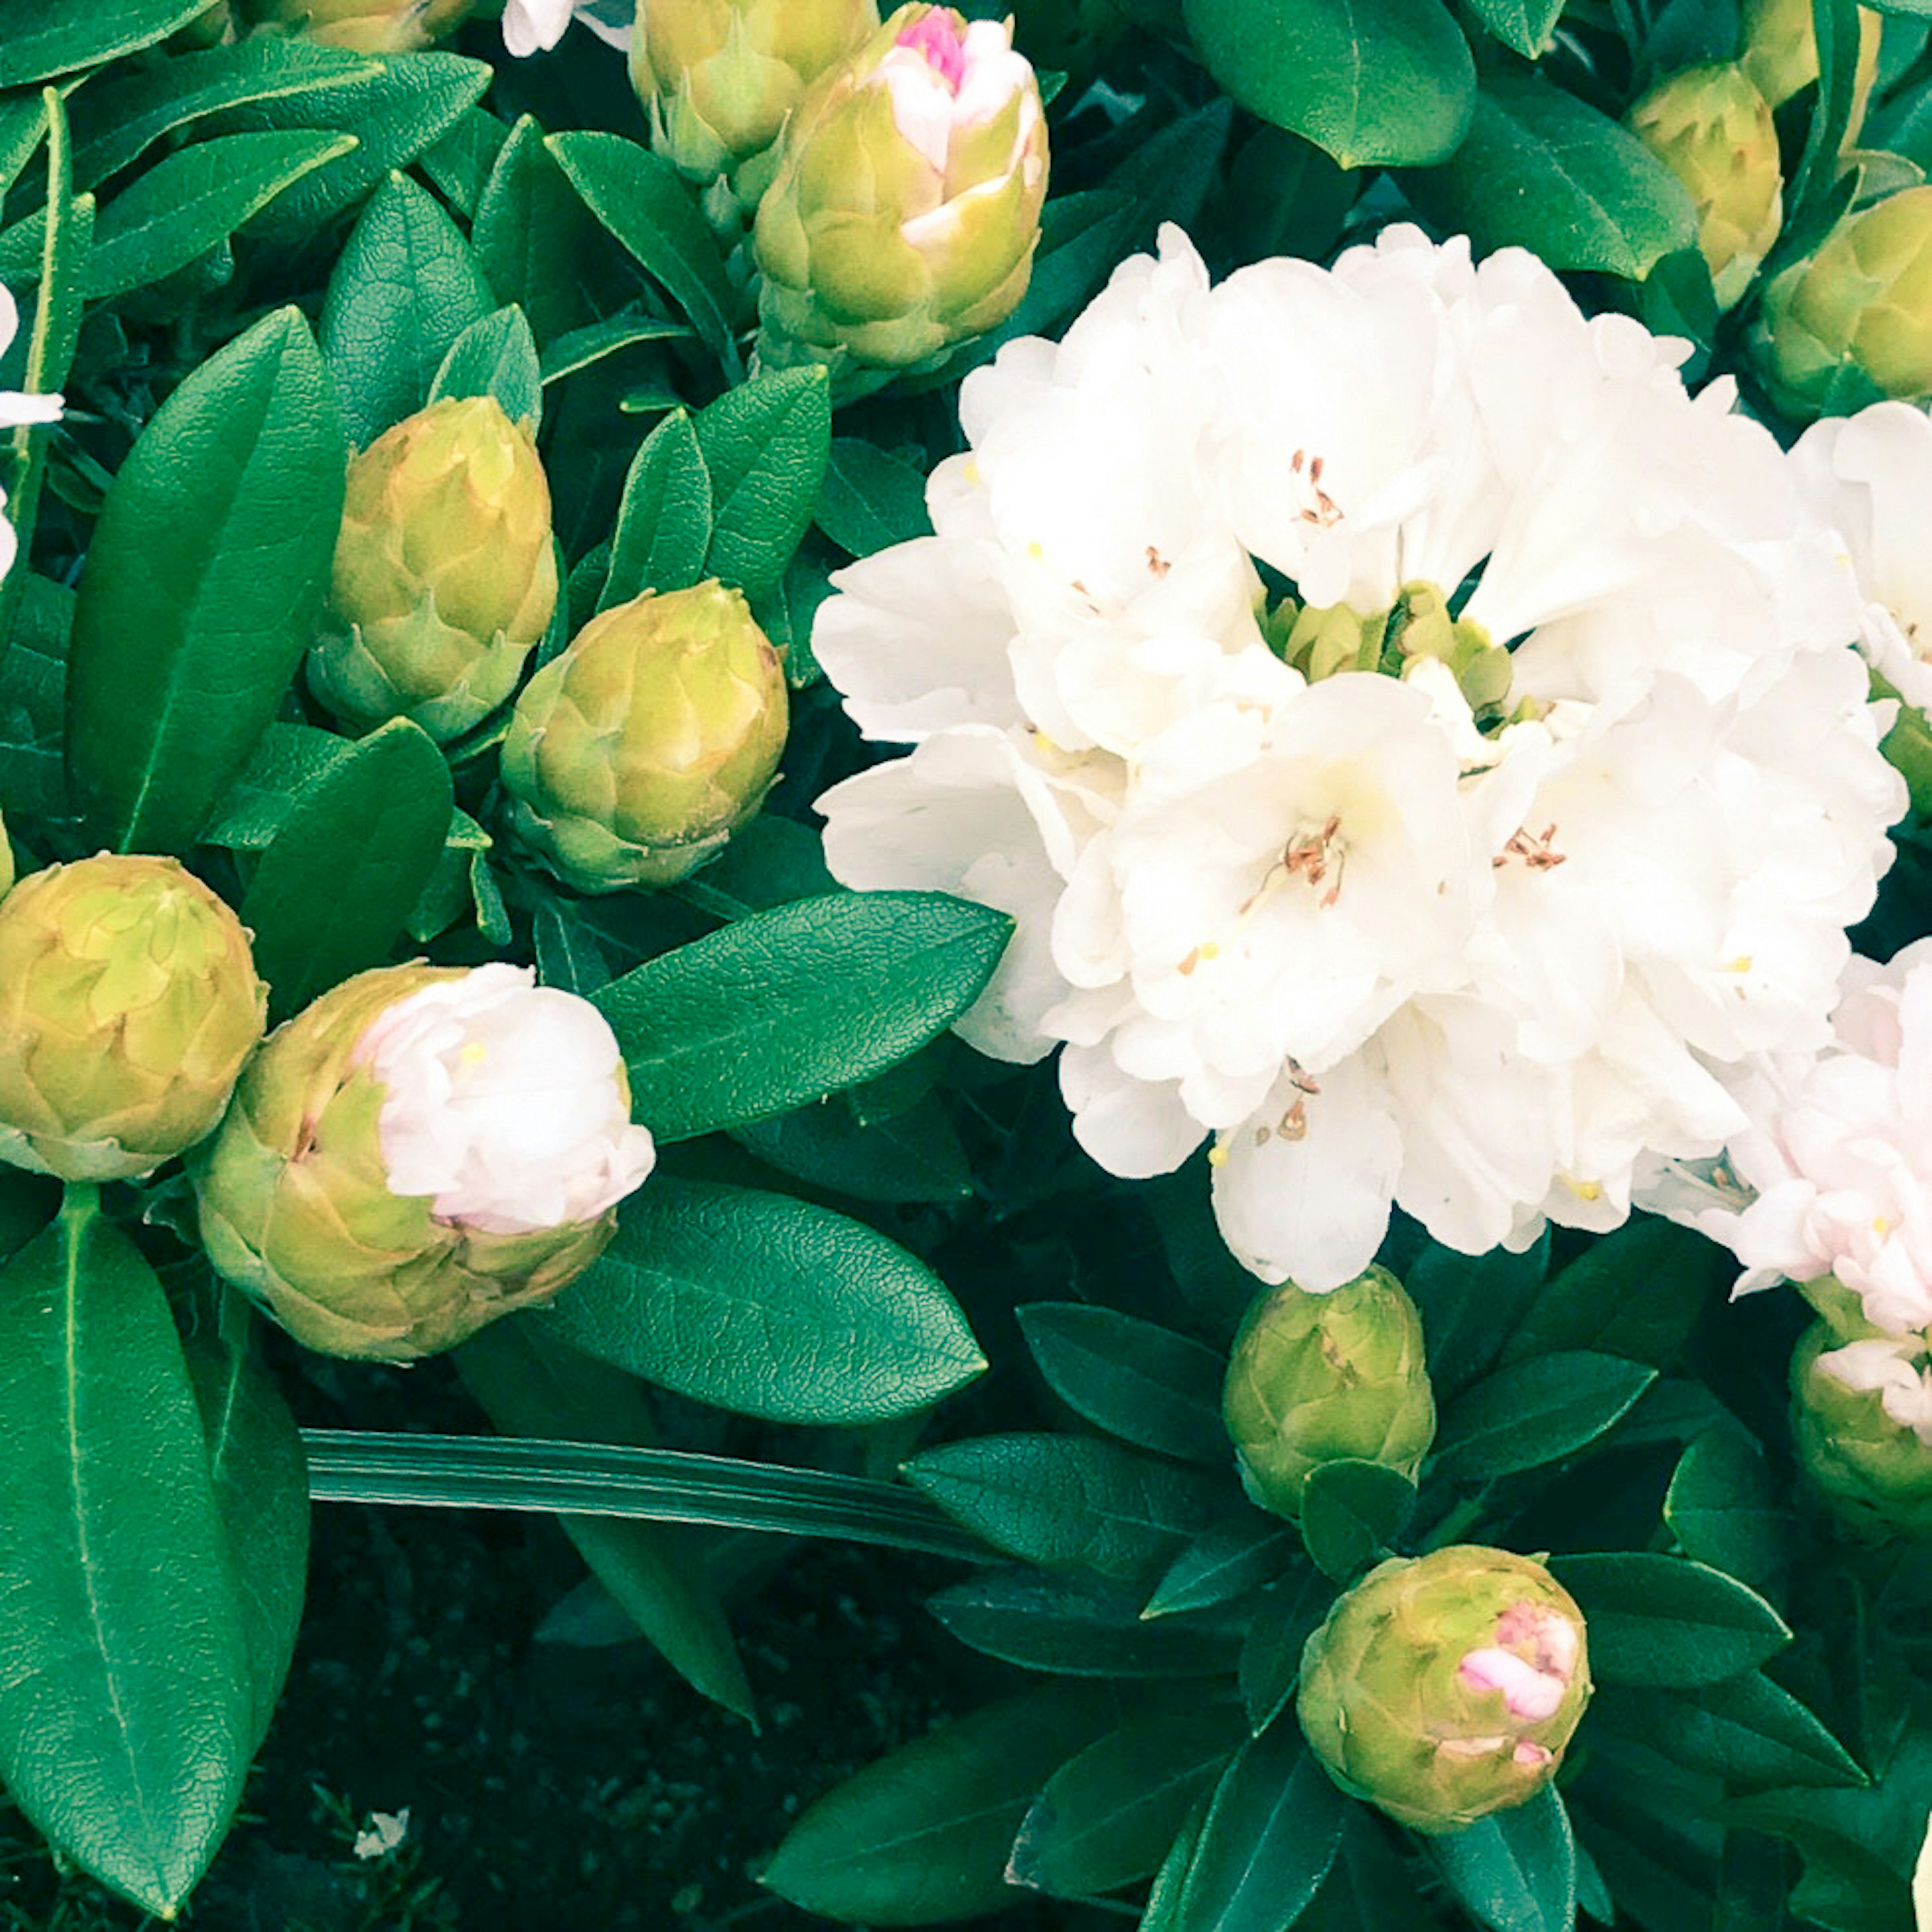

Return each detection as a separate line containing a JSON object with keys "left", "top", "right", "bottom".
{"left": 1629, "top": 63, "right": 1783, "bottom": 309}
{"left": 1792, "top": 1319, "right": 1932, "bottom": 1540}
{"left": 309, "top": 395, "right": 559, "bottom": 742}
{"left": 1298, "top": 1546, "right": 1591, "bottom": 1834}
{"left": 1223, "top": 1266, "right": 1435, "bottom": 1521}
{"left": 1752, "top": 187, "right": 1932, "bottom": 420}
{"left": 752, "top": 4, "right": 1049, "bottom": 374}
{"left": 0, "top": 855, "right": 266, "bottom": 1181}
{"left": 629, "top": 0, "right": 879, "bottom": 212}
{"left": 502, "top": 580, "right": 789, "bottom": 893}
{"left": 235, "top": 0, "right": 475, "bottom": 50}
{"left": 193, "top": 963, "right": 656, "bottom": 1360}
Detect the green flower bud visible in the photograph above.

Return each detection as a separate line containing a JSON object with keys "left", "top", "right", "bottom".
{"left": 235, "top": 0, "right": 475, "bottom": 50}
{"left": 1629, "top": 64, "right": 1784, "bottom": 310}
{"left": 752, "top": 4, "right": 1050, "bottom": 375}
{"left": 1752, "top": 187, "right": 1932, "bottom": 420}
{"left": 1223, "top": 1266, "right": 1436, "bottom": 1521}
{"left": 502, "top": 580, "right": 788, "bottom": 894}
{"left": 1298, "top": 1546, "right": 1592, "bottom": 1835}
{"left": 1741, "top": 0, "right": 1881, "bottom": 130}
{"left": 308, "top": 395, "right": 559, "bottom": 742}
{"left": 192, "top": 962, "right": 657, "bottom": 1361}
{"left": 0, "top": 856, "right": 266, "bottom": 1182}
{"left": 629, "top": 0, "right": 880, "bottom": 215}
{"left": 1792, "top": 1320, "right": 1932, "bottom": 1541}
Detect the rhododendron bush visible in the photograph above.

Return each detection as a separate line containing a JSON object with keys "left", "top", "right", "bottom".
{"left": 14, "top": 0, "right": 1932, "bottom": 1924}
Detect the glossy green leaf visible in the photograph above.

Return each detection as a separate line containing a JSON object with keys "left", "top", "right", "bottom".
{"left": 429, "top": 304, "right": 543, "bottom": 428}
{"left": 1008, "top": 1703, "right": 1239, "bottom": 1896}
{"left": 473, "top": 115, "right": 608, "bottom": 344}
{"left": 1595, "top": 1674, "right": 1867, "bottom": 1791}
{"left": 239, "top": 716, "right": 454, "bottom": 1022}
{"left": 591, "top": 890, "right": 1011, "bottom": 1142}
{"left": 0, "top": 0, "right": 209, "bottom": 86}
{"left": 202, "top": 51, "right": 491, "bottom": 243}
{"left": 186, "top": 1336, "right": 308, "bottom": 1750}
{"left": 1182, "top": 0, "right": 1476, "bottom": 168}
{"left": 904, "top": 1434, "right": 1223, "bottom": 1582}
{"left": 1550, "top": 1553, "right": 1792, "bottom": 1686}
{"left": 731, "top": 1092, "right": 973, "bottom": 1205}
{"left": 0, "top": 1192, "right": 252, "bottom": 1917}
{"left": 693, "top": 367, "right": 832, "bottom": 595}
{"left": 533, "top": 901, "right": 611, "bottom": 997}
{"left": 543, "top": 1178, "right": 985, "bottom": 1426}
{"left": 545, "top": 131, "right": 735, "bottom": 363}
{"left": 87, "top": 129, "right": 354, "bottom": 301}
{"left": 816, "top": 438, "right": 934, "bottom": 558}
{"left": 1305, "top": 1808, "right": 1445, "bottom": 1929}
{"left": 1144, "top": 1517, "right": 1298, "bottom": 1618}
{"left": 601, "top": 407, "right": 712, "bottom": 609}
{"left": 539, "top": 313, "right": 692, "bottom": 384}
{"left": 1018, "top": 1303, "right": 1230, "bottom": 1465}
{"left": 456, "top": 1321, "right": 753, "bottom": 1721}
{"left": 1432, "top": 1351, "right": 1657, "bottom": 1480}
{"left": 71, "top": 40, "right": 378, "bottom": 191}
{"left": 1406, "top": 1233, "right": 1550, "bottom": 1399}
{"left": 1429, "top": 1786, "right": 1577, "bottom": 1932}
{"left": 1175, "top": 1726, "right": 1346, "bottom": 1931}
{"left": 928, "top": 1569, "right": 1242, "bottom": 1678}
{"left": 66, "top": 307, "right": 345, "bottom": 854}
{"left": 1664, "top": 1427, "right": 1794, "bottom": 1598}
{"left": 1465, "top": 0, "right": 1563, "bottom": 54}
{"left": 319, "top": 170, "right": 495, "bottom": 449}
{"left": 761, "top": 1683, "right": 1119, "bottom": 1925}
{"left": 1142, "top": 1802, "right": 1210, "bottom": 1932}
{"left": 1407, "top": 69, "right": 1697, "bottom": 278}
{"left": 1238, "top": 1566, "right": 1333, "bottom": 1733}
{"left": 1300, "top": 1458, "right": 1417, "bottom": 1581}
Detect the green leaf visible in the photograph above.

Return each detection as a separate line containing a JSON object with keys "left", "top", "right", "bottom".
{"left": 903, "top": 1434, "right": 1223, "bottom": 1582}
{"left": 456, "top": 1321, "right": 753, "bottom": 1721}
{"left": 87, "top": 129, "right": 354, "bottom": 301}
{"left": 1595, "top": 1674, "right": 1868, "bottom": 1792}
{"left": 1406, "top": 69, "right": 1698, "bottom": 278}
{"left": 1008, "top": 1703, "right": 1239, "bottom": 1896}
{"left": 66, "top": 307, "right": 345, "bottom": 854}
{"left": 539, "top": 313, "right": 692, "bottom": 384}
{"left": 816, "top": 438, "right": 934, "bottom": 558}
{"left": 1502, "top": 1213, "right": 1724, "bottom": 1370}
{"left": 429, "top": 304, "right": 543, "bottom": 429}
{"left": 1664, "top": 1427, "right": 1794, "bottom": 1599}
{"left": 201, "top": 50, "right": 491, "bottom": 244}
{"left": 693, "top": 366, "right": 832, "bottom": 596}
{"left": 731, "top": 1093, "right": 973, "bottom": 1205}
{"left": 592, "top": 890, "right": 1012, "bottom": 1142}
{"left": 1175, "top": 1726, "right": 1346, "bottom": 1931}
{"left": 186, "top": 1335, "right": 308, "bottom": 1751}
{"left": 761, "top": 1683, "right": 1120, "bottom": 1925}
{"left": 1550, "top": 1553, "right": 1792, "bottom": 1687}
{"left": 1017, "top": 1303, "right": 1230, "bottom": 1465}
{"left": 319, "top": 170, "right": 495, "bottom": 449}
{"left": 1238, "top": 1566, "right": 1332, "bottom": 1732}
{"left": 0, "top": 0, "right": 209, "bottom": 86}
{"left": 544, "top": 131, "right": 736, "bottom": 365}
{"left": 601, "top": 407, "right": 712, "bottom": 609}
{"left": 1299, "top": 1458, "right": 1417, "bottom": 1581}
{"left": 1181, "top": 0, "right": 1476, "bottom": 168}
{"left": 533, "top": 901, "right": 611, "bottom": 997}
{"left": 1143, "top": 1519, "right": 1300, "bottom": 1618}
{"left": 1465, "top": 0, "right": 1564, "bottom": 54}
{"left": 1306, "top": 1808, "right": 1445, "bottom": 1929}
{"left": 928, "top": 1569, "right": 1243, "bottom": 1678}
{"left": 0, "top": 1169, "right": 57, "bottom": 1265}
{"left": 1406, "top": 1233, "right": 1550, "bottom": 1399}
{"left": 0, "top": 1192, "right": 252, "bottom": 1917}
{"left": 1431, "top": 1350, "right": 1657, "bottom": 1480}
{"left": 70, "top": 39, "right": 377, "bottom": 191}
{"left": 1429, "top": 1786, "right": 1577, "bottom": 1932}
{"left": 473, "top": 115, "right": 608, "bottom": 345}
{"left": 542, "top": 1178, "right": 985, "bottom": 1426}
{"left": 200, "top": 720, "right": 351, "bottom": 848}
{"left": 239, "top": 716, "right": 454, "bottom": 1023}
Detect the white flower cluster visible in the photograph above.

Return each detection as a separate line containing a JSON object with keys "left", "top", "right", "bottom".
{"left": 0, "top": 284, "right": 63, "bottom": 584}
{"left": 814, "top": 225, "right": 1908, "bottom": 1289}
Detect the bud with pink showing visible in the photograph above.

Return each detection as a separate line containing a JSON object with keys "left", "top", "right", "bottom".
{"left": 193, "top": 962, "right": 656, "bottom": 1361}
{"left": 752, "top": 3, "right": 1049, "bottom": 375}
{"left": 1298, "top": 1546, "right": 1591, "bottom": 1834}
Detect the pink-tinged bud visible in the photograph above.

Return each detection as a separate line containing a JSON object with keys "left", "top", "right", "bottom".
{"left": 895, "top": 9, "right": 964, "bottom": 87}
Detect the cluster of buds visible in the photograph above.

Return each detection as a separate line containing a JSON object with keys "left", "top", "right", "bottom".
{"left": 1298, "top": 1546, "right": 1593, "bottom": 1833}
{"left": 502, "top": 579, "right": 790, "bottom": 893}
{"left": 309, "top": 395, "right": 560, "bottom": 744}
{"left": 1221, "top": 1265, "right": 1436, "bottom": 1521}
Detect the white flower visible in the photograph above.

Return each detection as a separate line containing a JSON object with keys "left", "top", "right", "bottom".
{"left": 814, "top": 225, "right": 1903, "bottom": 1287}
{"left": 0, "top": 283, "right": 63, "bottom": 585}
{"left": 501, "top": 0, "right": 630, "bottom": 55}
{"left": 1816, "top": 1336, "right": 1932, "bottom": 1443}
{"left": 353, "top": 962, "right": 656, "bottom": 1235}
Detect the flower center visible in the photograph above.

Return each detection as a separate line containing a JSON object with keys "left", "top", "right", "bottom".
{"left": 896, "top": 9, "right": 968, "bottom": 91}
